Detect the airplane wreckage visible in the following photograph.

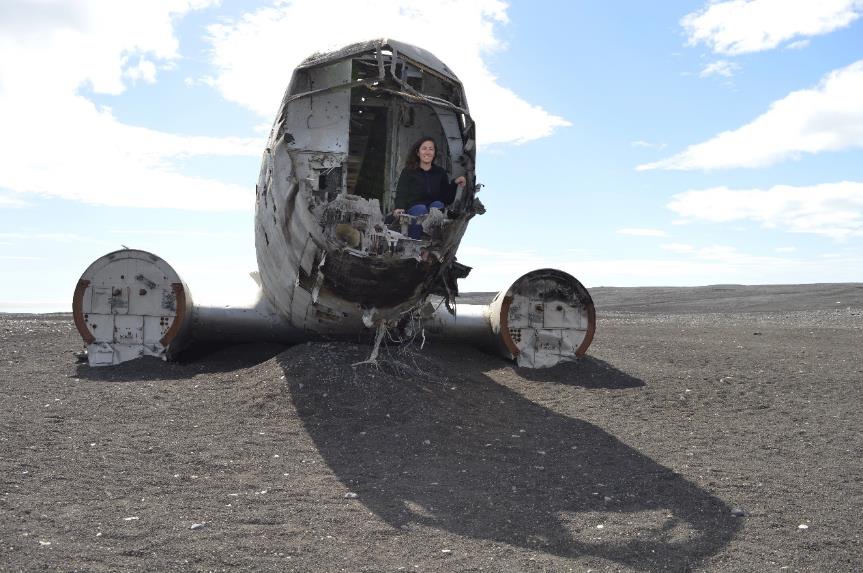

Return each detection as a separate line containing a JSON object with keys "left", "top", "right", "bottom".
{"left": 72, "top": 39, "right": 596, "bottom": 369}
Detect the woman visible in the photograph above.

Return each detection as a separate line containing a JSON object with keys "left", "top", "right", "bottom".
{"left": 393, "top": 136, "right": 466, "bottom": 218}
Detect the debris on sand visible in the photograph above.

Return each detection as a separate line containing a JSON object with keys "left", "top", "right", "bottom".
{"left": 190, "top": 522, "right": 205, "bottom": 530}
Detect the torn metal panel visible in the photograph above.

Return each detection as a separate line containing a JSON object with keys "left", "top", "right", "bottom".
{"left": 256, "top": 38, "right": 484, "bottom": 332}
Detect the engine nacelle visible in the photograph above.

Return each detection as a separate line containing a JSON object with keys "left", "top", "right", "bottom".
{"left": 428, "top": 269, "right": 596, "bottom": 368}
{"left": 73, "top": 249, "right": 193, "bottom": 366}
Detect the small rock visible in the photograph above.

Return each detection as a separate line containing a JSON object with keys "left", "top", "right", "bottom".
{"left": 344, "top": 492, "right": 359, "bottom": 499}
{"left": 422, "top": 439, "right": 430, "bottom": 445}
{"left": 190, "top": 522, "right": 205, "bottom": 530}
{"left": 441, "top": 549, "right": 452, "bottom": 554}
{"left": 731, "top": 508, "right": 745, "bottom": 517}
{"left": 798, "top": 523, "right": 809, "bottom": 530}
{"left": 38, "top": 540, "right": 51, "bottom": 546}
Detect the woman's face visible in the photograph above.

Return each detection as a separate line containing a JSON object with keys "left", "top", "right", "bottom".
{"left": 417, "top": 140, "right": 435, "bottom": 166}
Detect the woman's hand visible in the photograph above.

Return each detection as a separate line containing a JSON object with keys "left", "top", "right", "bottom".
{"left": 454, "top": 176, "right": 466, "bottom": 187}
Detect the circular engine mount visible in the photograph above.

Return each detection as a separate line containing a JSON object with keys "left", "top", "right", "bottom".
{"left": 72, "top": 249, "right": 192, "bottom": 366}
{"left": 490, "top": 268, "right": 596, "bottom": 368}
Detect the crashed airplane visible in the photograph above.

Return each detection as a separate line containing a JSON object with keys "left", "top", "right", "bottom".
{"left": 72, "top": 39, "right": 595, "bottom": 369}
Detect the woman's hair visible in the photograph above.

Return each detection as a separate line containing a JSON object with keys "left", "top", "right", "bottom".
{"left": 404, "top": 136, "right": 437, "bottom": 169}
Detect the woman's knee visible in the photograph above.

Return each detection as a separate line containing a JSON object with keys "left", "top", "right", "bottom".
{"left": 406, "top": 204, "right": 429, "bottom": 216}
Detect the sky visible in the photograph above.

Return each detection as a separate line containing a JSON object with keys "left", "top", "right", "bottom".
{"left": 1, "top": 0, "right": 862, "bottom": 312}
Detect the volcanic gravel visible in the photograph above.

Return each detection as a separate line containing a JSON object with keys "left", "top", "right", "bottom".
{"left": 1, "top": 283, "right": 861, "bottom": 572}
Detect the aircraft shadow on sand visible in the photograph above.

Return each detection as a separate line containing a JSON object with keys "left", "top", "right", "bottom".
{"left": 279, "top": 344, "right": 740, "bottom": 570}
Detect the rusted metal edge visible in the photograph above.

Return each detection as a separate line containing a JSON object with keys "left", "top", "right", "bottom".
{"left": 72, "top": 279, "right": 95, "bottom": 345}
{"left": 498, "top": 294, "right": 520, "bottom": 357}
{"left": 575, "top": 303, "right": 597, "bottom": 357}
{"left": 160, "top": 283, "right": 186, "bottom": 347}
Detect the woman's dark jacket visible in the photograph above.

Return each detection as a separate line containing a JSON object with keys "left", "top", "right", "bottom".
{"left": 394, "top": 164, "right": 458, "bottom": 210}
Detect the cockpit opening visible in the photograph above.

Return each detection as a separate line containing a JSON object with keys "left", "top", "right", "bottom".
{"left": 267, "top": 41, "right": 481, "bottom": 305}
{"left": 346, "top": 56, "right": 454, "bottom": 214}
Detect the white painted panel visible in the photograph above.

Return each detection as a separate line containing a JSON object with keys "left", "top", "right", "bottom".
{"left": 285, "top": 61, "right": 351, "bottom": 153}
{"left": 528, "top": 299, "right": 544, "bottom": 328}
{"left": 87, "top": 342, "right": 116, "bottom": 366}
{"left": 114, "top": 315, "right": 144, "bottom": 344}
{"left": 543, "top": 301, "right": 584, "bottom": 329}
{"left": 128, "top": 284, "right": 174, "bottom": 316}
{"left": 114, "top": 344, "right": 145, "bottom": 363}
{"left": 561, "top": 328, "right": 586, "bottom": 355}
{"left": 91, "top": 287, "right": 112, "bottom": 314}
{"left": 506, "top": 294, "right": 529, "bottom": 329}
{"left": 143, "top": 315, "right": 168, "bottom": 345}
{"left": 111, "top": 286, "right": 130, "bottom": 315}
{"left": 535, "top": 329, "right": 562, "bottom": 355}
{"left": 87, "top": 314, "right": 114, "bottom": 343}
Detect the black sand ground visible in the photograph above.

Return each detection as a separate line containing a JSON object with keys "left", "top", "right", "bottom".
{"left": 1, "top": 284, "right": 861, "bottom": 572}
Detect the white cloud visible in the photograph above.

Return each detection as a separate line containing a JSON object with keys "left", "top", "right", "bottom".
{"left": 699, "top": 60, "right": 740, "bottom": 78}
{"left": 0, "top": 232, "right": 92, "bottom": 242}
{"left": 0, "top": 0, "right": 260, "bottom": 211}
{"left": 0, "top": 0, "right": 217, "bottom": 96}
{"left": 661, "top": 243, "right": 696, "bottom": 253}
{"left": 682, "top": 0, "right": 863, "bottom": 55}
{"left": 618, "top": 228, "right": 669, "bottom": 237}
{"left": 0, "top": 195, "right": 33, "bottom": 208}
{"left": 631, "top": 140, "right": 667, "bottom": 150}
{"left": 638, "top": 60, "right": 863, "bottom": 170}
{"left": 0, "top": 255, "right": 44, "bottom": 261}
{"left": 123, "top": 57, "right": 158, "bottom": 84}
{"left": 775, "top": 246, "right": 797, "bottom": 253}
{"left": 667, "top": 181, "right": 863, "bottom": 239}
{"left": 0, "top": 0, "right": 570, "bottom": 210}
{"left": 203, "top": 0, "right": 570, "bottom": 146}
{"left": 108, "top": 229, "right": 246, "bottom": 238}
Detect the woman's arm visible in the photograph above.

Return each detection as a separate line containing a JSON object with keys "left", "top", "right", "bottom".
{"left": 438, "top": 167, "right": 465, "bottom": 205}
{"left": 394, "top": 169, "right": 414, "bottom": 210}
